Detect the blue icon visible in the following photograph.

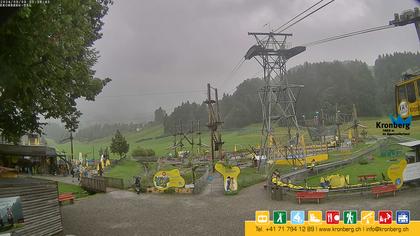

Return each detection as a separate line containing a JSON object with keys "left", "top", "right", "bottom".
{"left": 291, "top": 211, "right": 305, "bottom": 224}
{"left": 396, "top": 210, "right": 410, "bottom": 224}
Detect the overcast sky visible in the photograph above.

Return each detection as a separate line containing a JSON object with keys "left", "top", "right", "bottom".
{"left": 75, "top": 0, "right": 419, "bottom": 126}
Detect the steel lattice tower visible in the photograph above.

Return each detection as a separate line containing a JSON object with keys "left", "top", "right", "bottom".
{"left": 245, "top": 32, "right": 306, "bottom": 164}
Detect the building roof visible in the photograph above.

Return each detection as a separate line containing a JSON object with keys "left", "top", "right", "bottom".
{"left": 0, "top": 144, "right": 57, "bottom": 157}
{"left": 398, "top": 140, "right": 420, "bottom": 148}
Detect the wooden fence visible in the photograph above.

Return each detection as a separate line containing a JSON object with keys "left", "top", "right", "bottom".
{"left": 94, "top": 176, "right": 125, "bottom": 189}
{"left": 0, "top": 177, "right": 63, "bottom": 235}
{"left": 80, "top": 176, "right": 106, "bottom": 193}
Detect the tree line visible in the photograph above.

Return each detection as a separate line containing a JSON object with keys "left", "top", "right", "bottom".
{"left": 45, "top": 51, "right": 419, "bottom": 141}
{"left": 159, "top": 52, "right": 420, "bottom": 134}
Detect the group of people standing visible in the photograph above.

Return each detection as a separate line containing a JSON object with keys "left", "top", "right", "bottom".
{"left": 70, "top": 164, "right": 88, "bottom": 182}
{"left": 70, "top": 154, "right": 110, "bottom": 182}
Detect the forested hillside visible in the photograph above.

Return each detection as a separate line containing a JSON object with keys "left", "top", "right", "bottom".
{"left": 161, "top": 52, "right": 419, "bottom": 134}
{"left": 46, "top": 52, "right": 420, "bottom": 140}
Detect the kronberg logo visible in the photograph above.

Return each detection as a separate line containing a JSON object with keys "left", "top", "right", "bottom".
{"left": 376, "top": 115, "right": 411, "bottom": 136}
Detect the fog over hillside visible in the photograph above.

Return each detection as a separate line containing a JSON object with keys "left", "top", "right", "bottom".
{"left": 71, "top": 0, "right": 418, "bottom": 126}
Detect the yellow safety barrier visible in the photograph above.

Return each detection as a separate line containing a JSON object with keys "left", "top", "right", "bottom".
{"left": 275, "top": 153, "right": 329, "bottom": 166}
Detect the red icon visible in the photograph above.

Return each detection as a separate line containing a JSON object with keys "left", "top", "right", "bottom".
{"left": 378, "top": 210, "right": 393, "bottom": 224}
{"left": 326, "top": 210, "right": 340, "bottom": 224}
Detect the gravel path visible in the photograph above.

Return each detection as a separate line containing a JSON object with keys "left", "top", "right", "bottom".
{"left": 61, "top": 182, "right": 420, "bottom": 236}
{"left": 31, "top": 175, "right": 79, "bottom": 185}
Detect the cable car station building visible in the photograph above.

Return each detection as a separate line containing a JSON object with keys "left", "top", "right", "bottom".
{"left": 0, "top": 134, "right": 59, "bottom": 175}
{"left": 399, "top": 140, "right": 420, "bottom": 182}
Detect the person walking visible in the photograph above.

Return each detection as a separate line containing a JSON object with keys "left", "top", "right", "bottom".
{"left": 0, "top": 212, "right": 4, "bottom": 227}
{"left": 70, "top": 167, "right": 75, "bottom": 182}
{"left": 226, "top": 176, "right": 231, "bottom": 191}
{"left": 134, "top": 176, "right": 141, "bottom": 194}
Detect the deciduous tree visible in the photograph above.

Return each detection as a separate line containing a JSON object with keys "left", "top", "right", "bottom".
{"left": 0, "top": 0, "right": 113, "bottom": 142}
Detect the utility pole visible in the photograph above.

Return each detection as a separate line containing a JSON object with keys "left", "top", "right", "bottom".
{"left": 60, "top": 132, "right": 74, "bottom": 163}
{"left": 191, "top": 120, "right": 194, "bottom": 154}
{"left": 70, "top": 132, "right": 74, "bottom": 162}
{"left": 197, "top": 120, "right": 202, "bottom": 154}
{"left": 321, "top": 108, "right": 325, "bottom": 143}
{"left": 352, "top": 104, "right": 359, "bottom": 143}
{"left": 335, "top": 104, "right": 342, "bottom": 145}
{"left": 206, "top": 83, "right": 224, "bottom": 172}
{"left": 173, "top": 132, "right": 178, "bottom": 158}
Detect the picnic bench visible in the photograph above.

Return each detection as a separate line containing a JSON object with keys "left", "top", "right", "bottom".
{"left": 358, "top": 174, "right": 377, "bottom": 182}
{"left": 295, "top": 191, "right": 326, "bottom": 204}
{"left": 58, "top": 193, "right": 75, "bottom": 205}
{"left": 371, "top": 184, "right": 397, "bottom": 198}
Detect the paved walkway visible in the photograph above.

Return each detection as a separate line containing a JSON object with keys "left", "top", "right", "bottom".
{"left": 61, "top": 182, "right": 420, "bottom": 236}
{"left": 200, "top": 172, "right": 224, "bottom": 196}
{"left": 28, "top": 175, "right": 80, "bottom": 185}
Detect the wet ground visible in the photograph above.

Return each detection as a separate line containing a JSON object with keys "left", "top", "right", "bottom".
{"left": 61, "top": 181, "right": 420, "bottom": 236}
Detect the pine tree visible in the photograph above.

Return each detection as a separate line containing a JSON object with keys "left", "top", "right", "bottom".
{"left": 110, "top": 130, "right": 129, "bottom": 159}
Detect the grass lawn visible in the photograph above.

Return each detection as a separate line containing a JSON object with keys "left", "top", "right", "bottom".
{"left": 237, "top": 167, "right": 266, "bottom": 189}
{"left": 303, "top": 154, "right": 404, "bottom": 187}
{"left": 106, "top": 159, "right": 143, "bottom": 187}
{"left": 47, "top": 116, "right": 420, "bottom": 191}
{"left": 47, "top": 117, "right": 420, "bottom": 159}
{"left": 105, "top": 159, "right": 198, "bottom": 188}
{"left": 57, "top": 182, "right": 91, "bottom": 198}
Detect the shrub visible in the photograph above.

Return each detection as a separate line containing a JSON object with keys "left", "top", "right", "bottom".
{"left": 132, "top": 146, "right": 156, "bottom": 157}
{"left": 358, "top": 158, "right": 368, "bottom": 165}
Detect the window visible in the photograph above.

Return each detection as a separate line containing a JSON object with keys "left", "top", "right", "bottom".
{"left": 417, "top": 79, "right": 420, "bottom": 98}
{"left": 398, "top": 85, "right": 406, "bottom": 102}
{"left": 407, "top": 82, "right": 416, "bottom": 103}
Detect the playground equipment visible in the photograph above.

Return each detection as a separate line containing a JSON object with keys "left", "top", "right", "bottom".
{"left": 320, "top": 174, "right": 350, "bottom": 188}
{"left": 168, "top": 120, "right": 208, "bottom": 158}
{"left": 275, "top": 153, "right": 328, "bottom": 166}
{"left": 345, "top": 104, "right": 367, "bottom": 144}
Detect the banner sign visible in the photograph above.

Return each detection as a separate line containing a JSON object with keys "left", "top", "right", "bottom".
{"left": 215, "top": 163, "right": 240, "bottom": 192}
{"left": 387, "top": 159, "right": 407, "bottom": 189}
{"left": 153, "top": 169, "right": 185, "bottom": 190}
{"left": 0, "top": 196, "right": 24, "bottom": 234}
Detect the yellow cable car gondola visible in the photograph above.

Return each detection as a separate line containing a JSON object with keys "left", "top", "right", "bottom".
{"left": 395, "top": 70, "right": 420, "bottom": 119}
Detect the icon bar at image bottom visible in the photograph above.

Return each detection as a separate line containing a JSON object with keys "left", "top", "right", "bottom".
{"left": 253, "top": 209, "right": 412, "bottom": 225}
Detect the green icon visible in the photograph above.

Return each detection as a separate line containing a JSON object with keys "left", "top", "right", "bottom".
{"left": 343, "top": 210, "right": 357, "bottom": 224}
{"left": 273, "top": 211, "right": 287, "bottom": 224}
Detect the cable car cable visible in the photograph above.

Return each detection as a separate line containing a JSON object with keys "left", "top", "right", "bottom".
{"left": 302, "top": 24, "right": 395, "bottom": 47}
{"left": 272, "top": 0, "right": 325, "bottom": 33}
{"left": 278, "top": 0, "right": 336, "bottom": 33}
